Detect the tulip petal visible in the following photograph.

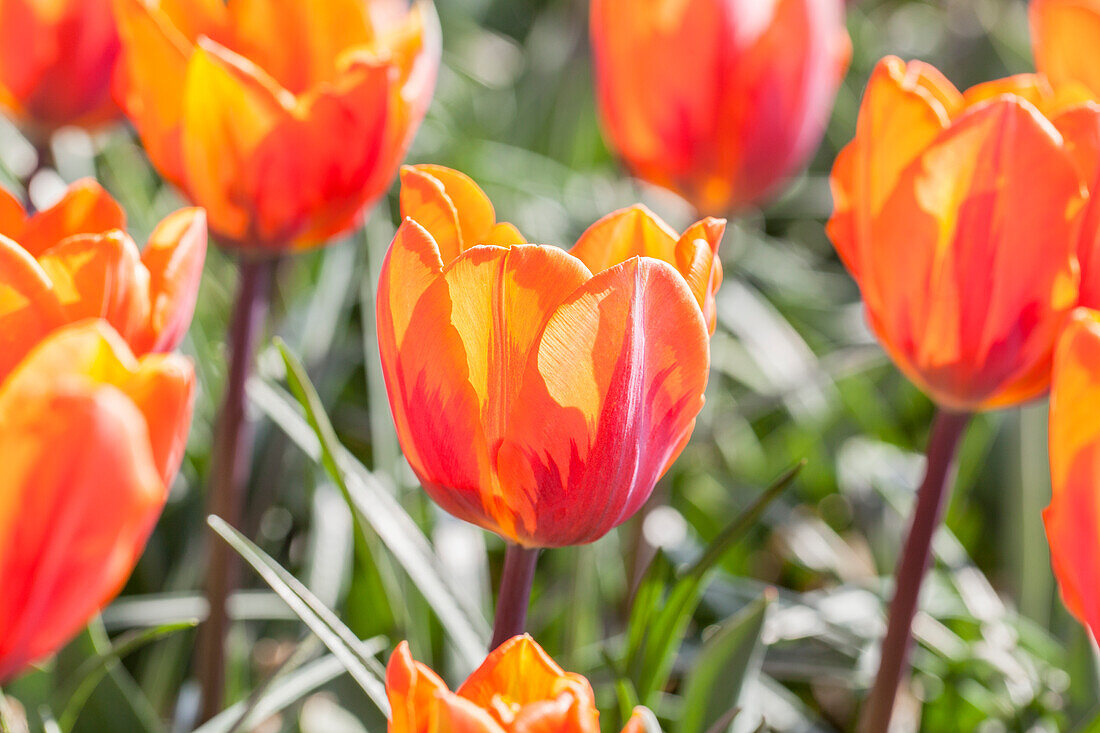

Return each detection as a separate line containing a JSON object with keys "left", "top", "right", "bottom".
{"left": 569, "top": 205, "right": 678, "bottom": 274}
{"left": 1046, "top": 309, "right": 1100, "bottom": 640}
{"left": 1032, "top": 0, "right": 1100, "bottom": 98}
{"left": 155, "top": 0, "right": 230, "bottom": 43}
{"left": 484, "top": 222, "right": 526, "bottom": 247}
{"left": 870, "top": 98, "right": 1082, "bottom": 410}
{"left": 376, "top": 221, "right": 489, "bottom": 529}
{"left": 229, "top": 0, "right": 373, "bottom": 93}
{"left": 19, "top": 179, "right": 125, "bottom": 257}
{"left": 829, "top": 56, "right": 960, "bottom": 293}
{"left": 180, "top": 39, "right": 291, "bottom": 244}
{"left": 0, "top": 236, "right": 63, "bottom": 382}
{"left": 136, "top": 207, "right": 208, "bottom": 353}
{"left": 386, "top": 640, "right": 452, "bottom": 733}
{"left": 1053, "top": 103, "right": 1100, "bottom": 309}
{"left": 0, "top": 321, "right": 187, "bottom": 680}
{"left": 35, "top": 231, "right": 150, "bottom": 340}
{"left": 457, "top": 636, "right": 595, "bottom": 719}
{"left": 111, "top": 0, "right": 194, "bottom": 185}
{"left": 674, "top": 217, "right": 725, "bottom": 333}
{"left": 0, "top": 187, "right": 26, "bottom": 239}
{"left": 430, "top": 695, "right": 507, "bottom": 733}
{"left": 399, "top": 166, "right": 469, "bottom": 264}
{"left": 498, "top": 257, "right": 709, "bottom": 547}
{"left": 243, "top": 60, "right": 392, "bottom": 247}
{"left": 1, "top": 320, "right": 194, "bottom": 484}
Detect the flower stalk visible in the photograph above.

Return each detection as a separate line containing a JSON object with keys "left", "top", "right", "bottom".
{"left": 197, "top": 255, "right": 278, "bottom": 721}
{"left": 490, "top": 544, "right": 541, "bottom": 651}
{"left": 860, "top": 409, "right": 971, "bottom": 732}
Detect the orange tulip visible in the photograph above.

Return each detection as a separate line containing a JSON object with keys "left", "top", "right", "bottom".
{"left": 0, "top": 0, "right": 121, "bottom": 133}
{"left": 1045, "top": 308, "right": 1100, "bottom": 640}
{"left": 0, "top": 319, "right": 194, "bottom": 680}
{"left": 387, "top": 634, "right": 649, "bottom": 732}
{"left": 827, "top": 57, "right": 1086, "bottom": 411}
{"left": 111, "top": 0, "right": 440, "bottom": 253}
{"left": 378, "top": 166, "right": 716, "bottom": 547}
{"left": 590, "top": 0, "right": 851, "bottom": 214}
{"left": 0, "top": 178, "right": 207, "bottom": 379}
{"left": 1031, "top": 0, "right": 1100, "bottom": 99}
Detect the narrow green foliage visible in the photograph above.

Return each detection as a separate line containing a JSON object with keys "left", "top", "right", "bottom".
{"left": 207, "top": 516, "right": 389, "bottom": 714}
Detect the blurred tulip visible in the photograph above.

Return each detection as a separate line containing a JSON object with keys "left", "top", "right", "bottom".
{"left": 0, "top": 178, "right": 207, "bottom": 379}
{"left": 1031, "top": 0, "right": 1100, "bottom": 99}
{"left": 590, "top": 0, "right": 851, "bottom": 214}
{"left": 827, "top": 57, "right": 1086, "bottom": 411}
{"left": 379, "top": 166, "right": 715, "bottom": 547}
{"left": 1045, "top": 308, "right": 1100, "bottom": 641}
{"left": 0, "top": 0, "right": 121, "bottom": 133}
{"left": 112, "top": 0, "right": 440, "bottom": 252}
{"left": 0, "top": 320, "right": 194, "bottom": 681}
{"left": 387, "top": 635, "right": 649, "bottom": 732}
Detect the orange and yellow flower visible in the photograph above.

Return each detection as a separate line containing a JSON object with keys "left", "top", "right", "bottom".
{"left": 387, "top": 634, "right": 648, "bottom": 732}
{"left": 0, "top": 0, "right": 121, "bottom": 132}
{"left": 111, "top": 0, "right": 440, "bottom": 252}
{"left": 1045, "top": 308, "right": 1100, "bottom": 641}
{"left": 0, "top": 320, "right": 194, "bottom": 681}
{"left": 0, "top": 178, "right": 207, "bottom": 379}
{"left": 827, "top": 57, "right": 1087, "bottom": 411}
{"left": 377, "top": 166, "right": 718, "bottom": 547}
{"left": 590, "top": 0, "right": 851, "bottom": 214}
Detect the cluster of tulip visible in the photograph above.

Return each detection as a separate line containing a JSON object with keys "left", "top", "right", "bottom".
{"left": 5, "top": 0, "right": 1100, "bottom": 729}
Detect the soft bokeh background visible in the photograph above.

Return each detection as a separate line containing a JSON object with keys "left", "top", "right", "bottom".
{"left": 2, "top": 0, "right": 1090, "bottom": 731}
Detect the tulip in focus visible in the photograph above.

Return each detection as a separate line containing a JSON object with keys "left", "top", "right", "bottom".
{"left": 1045, "top": 308, "right": 1100, "bottom": 641}
{"left": 827, "top": 57, "right": 1086, "bottom": 411}
{"left": 378, "top": 165, "right": 718, "bottom": 547}
{"left": 387, "top": 634, "right": 648, "bottom": 732}
{"left": 0, "top": 320, "right": 195, "bottom": 681}
{"left": 112, "top": 0, "right": 440, "bottom": 252}
{"left": 0, "top": 178, "right": 207, "bottom": 379}
{"left": 590, "top": 0, "right": 851, "bottom": 214}
{"left": 0, "top": 0, "right": 121, "bottom": 133}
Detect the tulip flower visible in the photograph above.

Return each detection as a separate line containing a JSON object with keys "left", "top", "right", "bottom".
{"left": 112, "top": 0, "right": 440, "bottom": 252}
{"left": 379, "top": 165, "right": 716, "bottom": 549}
{"left": 0, "top": 178, "right": 207, "bottom": 379}
{"left": 590, "top": 0, "right": 851, "bottom": 214}
{"left": 1031, "top": 0, "right": 1100, "bottom": 99}
{"left": 1045, "top": 309, "right": 1100, "bottom": 642}
{"left": 0, "top": 0, "right": 120, "bottom": 133}
{"left": 828, "top": 57, "right": 1086, "bottom": 412}
{"left": 387, "top": 635, "right": 650, "bottom": 732}
{"left": 830, "top": 57, "right": 1091, "bottom": 731}
{"left": 0, "top": 319, "right": 194, "bottom": 681}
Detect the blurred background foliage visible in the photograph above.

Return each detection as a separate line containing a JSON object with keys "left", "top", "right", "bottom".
{"left": 1, "top": 0, "right": 1093, "bottom": 731}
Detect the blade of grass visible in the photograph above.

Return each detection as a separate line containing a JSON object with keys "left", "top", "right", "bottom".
{"left": 268, "top": 341, "right": 489, "bottom": 666}
{"left": 207, "top": 517, "right": 389, "bottom": 714}
{"left": 58, "top": 621, "right": 196, "bottom": 733}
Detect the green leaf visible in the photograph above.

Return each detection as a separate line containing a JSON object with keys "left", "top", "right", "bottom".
{"left": 679, "top": 592, "right": 773, "bottom": 733}
{"left": 55, "top": 622, "right": 165, "bottom": 733}
{"left": 626, "top": 463, "right": 801, "bottom": 706}
{"left": 207, "top": 516, "right": 389, "bottom": 715}
{"left": 260, "top": 342, "right": 489, "bottom": 667}
{"left": 57, "top": 621, "right": 196, "bottom": 733}
{"left": 193, "top": 648, "right": 380, "bottom": 733}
